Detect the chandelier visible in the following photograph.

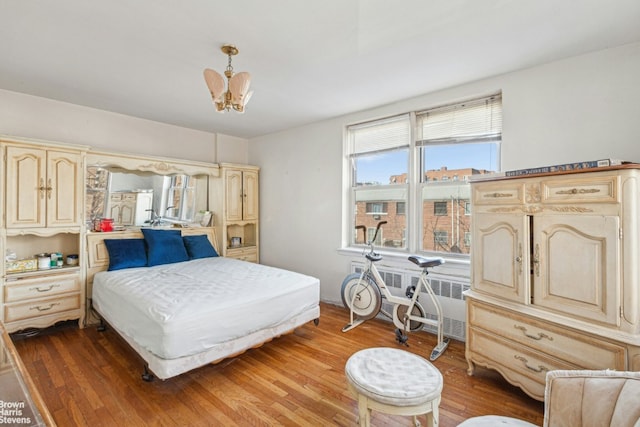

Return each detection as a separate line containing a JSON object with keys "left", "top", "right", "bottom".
{"left": 203, "top": 44, "right": 252, "bottom": 113}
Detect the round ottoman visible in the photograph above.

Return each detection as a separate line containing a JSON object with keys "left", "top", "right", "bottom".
{"left": 457, "top": 415, "right": 538, "bottom": 426}
{"left": 345, "top": 347, "right": 443, "bottom": 427}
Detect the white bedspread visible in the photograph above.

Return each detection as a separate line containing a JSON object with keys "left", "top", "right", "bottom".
{"left": 92, "top": 257, "right": 320, "bottom": 360}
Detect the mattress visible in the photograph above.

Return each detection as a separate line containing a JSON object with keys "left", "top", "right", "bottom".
{"left": 92, "top": 257, "right": 320, "bottom": 360}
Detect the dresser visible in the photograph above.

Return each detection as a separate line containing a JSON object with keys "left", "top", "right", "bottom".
{"left": 466, "top": 166, "right": 640, "bottom": 400}
{"left": 1, "top": 137, "right": 87, "bottom": 333}
{"left": 215, "top": 163, "right": 260, "bottom": 262}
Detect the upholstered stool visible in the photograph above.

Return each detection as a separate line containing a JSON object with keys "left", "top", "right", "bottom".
{"left": 457, "top": 415, "right": 537, "bottom": 427}
{"left": 345, "top": 347, "right": 443, "bottom": 427}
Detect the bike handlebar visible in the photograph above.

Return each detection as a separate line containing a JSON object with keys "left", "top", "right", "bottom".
{"left": 354, "top": 221, "right": 387, "bottom": 246}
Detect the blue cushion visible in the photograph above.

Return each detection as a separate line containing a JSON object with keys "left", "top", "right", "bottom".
{"left": 141, "top": 228, "right": 189, "bottom": 267}
{"left": 104, "top": 239, "right": 147, "bottom": 271}
{"left": 183, "top": 234, "right": 218, "bottom": 259}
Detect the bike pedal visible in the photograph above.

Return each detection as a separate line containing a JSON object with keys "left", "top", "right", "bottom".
{"left": 395, "top": 329, "right": 409, "bottom": 346}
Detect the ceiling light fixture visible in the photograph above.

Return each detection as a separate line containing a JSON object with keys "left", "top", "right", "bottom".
{"left": 203, "top": 44, "right": 252, "bottom": 113}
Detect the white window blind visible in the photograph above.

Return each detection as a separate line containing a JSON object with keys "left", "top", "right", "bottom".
{"left": 416, "top": 95, "right": 502, "bottom": 145}
{"left": 349, "top": 114, "right": 410, "bottom": 155}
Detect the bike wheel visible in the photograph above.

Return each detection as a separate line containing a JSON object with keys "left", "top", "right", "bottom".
{"left": 393, "top": 301, "right": 426, "bottom": 332}
{"left": 340, "top": 273, "right": 382, "bottom": 320}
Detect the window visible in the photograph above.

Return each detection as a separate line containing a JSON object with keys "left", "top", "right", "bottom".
{"left": 434, "top": 201, "right": 448, "bottom": 216}
{"left": 349, "top": 115, "right": 410, "bottom": 248}
{"left": 346, "top": 94, "right": 501, "bottom": 256}
{"left": 366, "top": 202, "right": 388, "bottom": 214}
{"left": 162, "top": 175, "right": 196, "bottom": 222}
{"left": 367, "top": 227, "right": 383, "bottom": 246}
{"left": 434, "top": 231, "right": 448, "bottom": 248}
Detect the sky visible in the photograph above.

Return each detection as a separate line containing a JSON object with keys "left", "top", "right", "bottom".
{"left": 356, "top": 142, "right": 499, "bottom": 184}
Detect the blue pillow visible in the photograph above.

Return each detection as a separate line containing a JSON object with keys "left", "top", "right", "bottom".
{"left": 104, "top": 239, "right": 147, "bottom": 271}
{"left": 183, "top": 235, "right": 218, "bottom": 259}
{"left": 141, "top": 228, "right": 189, "bottom": 266}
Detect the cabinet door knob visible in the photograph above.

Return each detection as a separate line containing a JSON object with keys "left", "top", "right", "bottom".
{"left": 532, "top": 243, "right": 540, "bottom": 277}
{"left": 38, "top": 178, "right": 46, "bottom": 199}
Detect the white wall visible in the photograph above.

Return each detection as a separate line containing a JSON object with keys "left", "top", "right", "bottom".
{"left": 250, "top": 41, "right": 640, "bottom": 304}
{"left": 2, "top": 42, "right": 638, "bottom": 305}
{"left": 0, "top": 88, "right": 251, "bottom": 164}
{"left": 216, "top": 134, "right": 249, "bottom": 164}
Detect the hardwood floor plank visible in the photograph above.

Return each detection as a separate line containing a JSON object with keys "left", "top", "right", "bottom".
{"left": 12, "top": 302, "right": 544, "bottom": 426}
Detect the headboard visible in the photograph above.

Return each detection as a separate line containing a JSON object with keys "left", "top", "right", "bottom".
{"left": 85, "top": 227, "right": 219, "bottom": 300}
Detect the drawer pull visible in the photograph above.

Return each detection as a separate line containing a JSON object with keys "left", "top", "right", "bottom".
{"left": 514, "top": 325, "right": 553, "bottom": 341}
{"left": 514, "top": 355, "right": 549, "bottom": 373}
{"left": 30, "top": 284, "right": 61, "bottom": 293}
{"left": 484, "top": 192, "right": 513, "bottom": 198}
{"left": 556, "top": 188, "right": 600, "bottom": 195}
{"left": 30, "top": 303, "right": 60, "bottom": 312}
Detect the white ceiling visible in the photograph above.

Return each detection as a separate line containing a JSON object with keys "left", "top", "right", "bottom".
{"left": 2, "top": 1, "right": 640, "bottom": 139}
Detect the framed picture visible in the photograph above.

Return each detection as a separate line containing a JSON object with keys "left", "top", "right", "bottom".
{"left": 195, "top": 210, "right": 213, "bottom": 227}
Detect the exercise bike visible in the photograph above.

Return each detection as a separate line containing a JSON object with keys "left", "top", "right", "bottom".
{"left": 341, "top": 221, "right": 450, "bottom": 361}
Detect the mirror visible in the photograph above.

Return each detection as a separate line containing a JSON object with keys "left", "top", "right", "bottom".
{"left": 86, "top": 166, "right": 211, "bottom": 229}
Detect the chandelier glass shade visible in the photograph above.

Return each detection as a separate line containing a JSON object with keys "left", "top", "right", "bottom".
{"left": 203, "top": 44, "right": 252, "bottom": 113}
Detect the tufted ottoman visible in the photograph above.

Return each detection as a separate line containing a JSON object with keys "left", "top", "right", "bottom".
{"left": 345, "top": 347, "right": 443, "bottom": 427}
{"left": 457, "top": 415, "right": 537, "bottom": 426}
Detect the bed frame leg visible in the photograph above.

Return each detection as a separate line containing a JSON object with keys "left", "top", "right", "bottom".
{"left": 141, "top": 364, "right": 155, "bottom": 382}
{"left": 313, "top": 318, "right": 320, "bottom": 326}
{"left": 97, "top": 318, "right": 107, "bottom": 332}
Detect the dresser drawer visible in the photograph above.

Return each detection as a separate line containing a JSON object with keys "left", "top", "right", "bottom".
{"left": 473, "top": 182, "right": 524, "bottom": 206}
{"left": 4, "top": 273, "right": 80, "bottom": 303}
{"left": 4, "top": 294, "right": 81, "bottom": 322}
{"left": 468, "top": 328, "right": 578, "bottom": 399}
{"left": 468, "top": 300, "right": 626, "bottom": 370}
{"left": 541, "top": 174, "right": 618, "bottom": 204}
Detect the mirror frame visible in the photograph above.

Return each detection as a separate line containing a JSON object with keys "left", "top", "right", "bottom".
{"left": 85, "top": 150, "right": 219, "bottom": 228}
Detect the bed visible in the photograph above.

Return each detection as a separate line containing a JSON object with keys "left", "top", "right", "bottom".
{"left": 86, "top": 227, "right": 320, "bottom": 380}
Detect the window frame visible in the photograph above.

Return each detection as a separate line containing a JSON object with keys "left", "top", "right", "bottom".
{"left": 344, "top": 94, "right": 501, "bottom": 259}
{"left": 434, "top": 201, "right": 448, "bottom": 216}
{"left": 161, "top": 175, "right": 197, "bottom": 222}
{"left": 434, "top": 230, "right": 448, "bottom": 247}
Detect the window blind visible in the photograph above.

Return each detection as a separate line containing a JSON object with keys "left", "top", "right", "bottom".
{"left": 349, "top": 114, "right": 410, "bottom": 155}
{"left": 416, "top": 95, "right": 502, "bottom": 145}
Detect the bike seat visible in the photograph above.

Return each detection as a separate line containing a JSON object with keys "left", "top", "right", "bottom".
{"left": 366, "top": 252, "right": 383, "bottom": 262}
{"left": 408, "top": 255, "right": 445, "bottom": 269}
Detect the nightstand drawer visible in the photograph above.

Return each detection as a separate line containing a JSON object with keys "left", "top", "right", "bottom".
{"left": 226, "top": 247, "right": 258, "bottom": 263}
{"left": 4, "top": 294, "right": 81, "bottom": 322}
{"left": 468, "top": 300, "right": 626, "bottom": 369}
{"left": 4, "top": 273, "right": 80, "bottom": 303}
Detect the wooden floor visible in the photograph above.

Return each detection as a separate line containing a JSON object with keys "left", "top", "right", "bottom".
{"left": 12, "top": 302, "right": 544, "bottom": 426}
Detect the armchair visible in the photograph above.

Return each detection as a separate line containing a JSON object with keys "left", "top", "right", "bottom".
{"left": 459, "top": 370, "right": 640, "bottom": 427}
